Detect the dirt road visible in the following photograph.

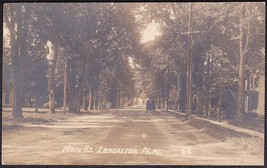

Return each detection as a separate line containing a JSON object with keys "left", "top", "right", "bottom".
{"left": 2, "top": 107, "right": 264, "bottom": 165}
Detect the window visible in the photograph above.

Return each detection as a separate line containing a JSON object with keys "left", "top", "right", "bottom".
{"left": 254, "top": 77, "right": 259, "bottom": 89}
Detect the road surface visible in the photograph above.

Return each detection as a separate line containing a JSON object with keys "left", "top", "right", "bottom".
{"left": 2, "top": 106, "right": 264, "bottom": 165}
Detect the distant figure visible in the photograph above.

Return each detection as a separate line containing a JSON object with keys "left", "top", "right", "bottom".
{"left": 29, "top": 98, "right": 34, "bottom": 107}
{"left": 127, "top": 101, "right": 132, "bottom": 107}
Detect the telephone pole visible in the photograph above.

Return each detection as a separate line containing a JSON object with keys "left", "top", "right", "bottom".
{"left": 181, "top": 3, "right": 200, "bottom": 119}
{"left": 181, "top": 4, "right": 212, "bottom": 119}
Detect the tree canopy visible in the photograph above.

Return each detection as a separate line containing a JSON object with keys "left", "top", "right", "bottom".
{"left": 3, "top": 3, "right": 265, "bottom": 122}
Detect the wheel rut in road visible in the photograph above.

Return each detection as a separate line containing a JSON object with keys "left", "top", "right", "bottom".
{"left": 2, "top": 109, "right": 264, "bottom": 165}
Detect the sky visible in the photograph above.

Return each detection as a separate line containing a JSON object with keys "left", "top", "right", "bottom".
{"left": 46, "top": 41, "right": 54, "bottom": 60}
{"left": 141, "top": 21, "right": 161, "bottom": 43}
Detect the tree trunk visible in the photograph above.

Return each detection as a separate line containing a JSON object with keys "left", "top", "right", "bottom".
{"left": 99, "top": 90, "right": 102, "bottom": 109}
{"left": 204, "top": 54, "right": 211, "bottom": 118}
{"left": 245, "top": 75, "right": 250, "bottom": 113}
{"left": 68, "top": 89, "right": 79, "bottom": 112}
{"left": 99, "top": 95, "right": 102, "bottom": 109}
{"left": 8, "top": 6, "right": 24, "bottom": 118}
{"left": 87, "top": 94, "right": 91, "bottom": 111}
{"left": 91, "top": 89, "right": 95, "bottom": 110}
{"left": 76, "top": 91, "right": 81, "bottom": 112}
{"left": 48, "top": 44, "right": 58, "bottom": 113}
{"left": 117, "top": 86, "right": 120, "bottom": 108}
{"left": 111, "top": 83, "right": 117, "bottom": 108}
{"left": 63, "top": 61, "right": 68, "bottom": 114}
{"left": 161, "top": 91, "right": 165, "bottom": 109}
{"left": 67, "top": 45, "right": 91, "bottom": 112}
{"left": 178, "top": 75, "right": 186, "bottom": 111}
{"left": 186, "top": 3, "right": 193, "bottom": 119}
{"left": 174, "top": 88, "right": 179, "bottom": 111}
{"left": 196, "top": 86, "right": 203, "bottom": 115}
{"left": 34, "top": 92, "right": 38, "bottom": 112}
{"left": 3, "top": 89, "right": 6, "bottom": 105}
{"left": 77, "top": 94, "right": 81, "bottom": 113}
{"left": 158, "top": 94, "right": 161, "bottom": 109}
{"left": 68, "top": 73, "right": 82, "bottom": 114}
{"left": 93, "top": 89, "right": 97, "bottom": 110}
{"left": 205, "top": 97, "right": 209, "bottom": 118}
{"left": 122, "top": 96, "right": 125, "bottom": 107}
{"left": 96, "top": 89, "right": 99, "bottom": 109}
{"left": 237, "top": 4, "right": 250, "bottom": 122}
{"left": 88, "top": 89, "right": 92, "bottom": 110}
{"left": 166, "top": 86, "right": 169, "bottom": 112}
{"left": 82, "top": 94, "right": 87, "bottom": 110}
{"left": 218, "top": 89, "right": 222, "bottom": 121}
{"left": 166, "top": 55, "right": 170, "bottom": 112}
{"left": 12, "top": 71, "right": 24, "bottom": 118}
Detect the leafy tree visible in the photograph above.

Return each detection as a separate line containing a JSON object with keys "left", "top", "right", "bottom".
{"left": 4, "top": 3, "right": 33, "bottom": 118}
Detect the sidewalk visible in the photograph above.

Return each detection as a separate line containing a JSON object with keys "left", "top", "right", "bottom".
{"left": 166, "top": 110, "right": 264, "bottom": 139}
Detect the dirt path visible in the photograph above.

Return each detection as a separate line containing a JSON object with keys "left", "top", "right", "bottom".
{"left": 2, "top": 107, "right": 264, "bottom": 165}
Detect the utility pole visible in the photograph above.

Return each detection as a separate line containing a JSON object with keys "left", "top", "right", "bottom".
{"left": 181, "top": 4, "right": 204, "bottom": 119}
{"left": 181, "top": 3, "right": 203, "bottom": 119}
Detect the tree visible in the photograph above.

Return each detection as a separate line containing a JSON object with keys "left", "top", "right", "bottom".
{"left": 4, "top": 3, "right": 33, "bottom": 118}
{"left": 140, "top": 2, "right": 264, "bottom": 121}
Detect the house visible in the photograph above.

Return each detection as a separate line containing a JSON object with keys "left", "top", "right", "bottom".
{"left": 257, "top": 75, "right": 265, "bottom": 117}
{"left": 245, "top": 74, "right": 265, "bottom": 117}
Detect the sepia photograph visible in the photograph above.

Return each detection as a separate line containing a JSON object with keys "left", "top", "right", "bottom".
{"left": 2, "top": 2, "right": 265, "bottom": 165}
